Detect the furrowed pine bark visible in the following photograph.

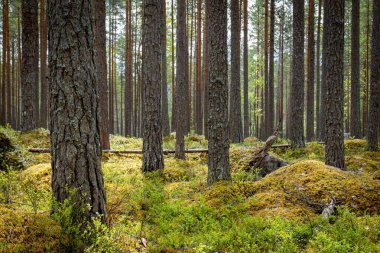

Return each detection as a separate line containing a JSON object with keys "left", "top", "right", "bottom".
{"left": 289, "top": 0, "right": 305, "bottom": 147}
{"left": 40, "top": 0, "right": 48, "bottom": 129}
{"left": 324, "top": 0, "right": 345, "bottom": 168}
{"left": 350, "top": 0, "right": 361, "bottom": 138}
{"left": 94, "top": 0, "right": 110, "bottom": 148}
{"left": 21, "top": 0, "right": 39, "bottom": 131}
{"left": 367, "top": 0, "right": 380, "bottom": 151}
{"left": 229, "top": 0, "right": 243, "bottom": 143}
{"left": 243, "top": 0, "right": 249, "bottom": 138}
{"left": 161, "top": 0, "right": 170, "bottom": 136}
{"left": 175, "top": 0, "right": 187, "bottom": 159}
{"left": 48, "top": 0, "right": 107, "bottom": 221}
{"left": 306, "top": 0, "right": 315, "bottom": 141}
{"left": 207, "top": 0, "right": 230, "bottom": 184}
{"left": 142, "top": 0, "right": 164, "bottom": 171}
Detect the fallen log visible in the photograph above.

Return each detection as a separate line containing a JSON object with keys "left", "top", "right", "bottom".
{"left": 29, "top": 148, "right": 209, "bottom": 154}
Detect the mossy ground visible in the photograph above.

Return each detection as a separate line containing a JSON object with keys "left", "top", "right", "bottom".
{"left": 0, "top": 127, "right": 379, "bottom": 252}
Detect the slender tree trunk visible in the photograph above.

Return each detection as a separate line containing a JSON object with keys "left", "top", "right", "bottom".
{"left": 124, "top": 0, "right": 133, "bottom": 137}
{"left": 363, "top": 0, "right": 370, "bottom": 137}
{"left": 367, "top": 0, "right": 380, "bottom": 151}
{"left": 11, "top": 39, "right": 15, "bottom": 128}
{"left": 203, "top": 0, "right": 209, "bottom": 139}
{"left": 39, "top": 0, "right": 48, "bottom": 128}
{"left": 6, "top": 0, "right": 11, "bottom": 125}
{"left": 175, "top": 0, "right": 187, "bottom": 159}
{"left": 108, "top": 3, "right": 114, "bottom": 134}
{"left": 94, "top": 0, "right": 110, "bottom": 148}
{"left": 263, "top": 0, "right": 269, "bottom": 139}
{"left": 324, "top": 0, "right": 345, "bottom": 168}
{"left": 142, "top": 0, "right": 164, "bottom": 171}
{"left": 21, "top": 0, "right": 39, "bottom": 131}
{"left": 161, "top": 0, "right": 170, "bottom": 136}
{"left": 1, "top": 0, "right": 8, "bottom": 125}
{"left": 306, "top": 0, "right": 315, "bottom": 141}
{"left": 316, "top": 0, "right": 322, "bottom": 139}
{"left": 267, "top": 0, "right": 275, "bottom": 136}
{"left": 350, "top": 0, "right": 361, "bottom": 138}
{"left": 229, "top": 0, "right": 242, "bottom": 143}
{"left": 278, "top": 0, "right": 285, "bottom": 133}
{"left": 16, "top": 12, "right": 21, "bottom": 129}
{"left": 289, "top": 0, "right": 305, "bottom": 147}
{"left": 207, "top": 0, "right": 230, "bottom": 184}
{"left": 243, "top": 0, "right": 249, "bottom": 138}
{"left": 195, "top": 0, "right": 203, "bottom": 135}
{"left": 49, "top": 0, "right": 107, "bottom": 223}
{"left": 171, "top": 0, "right": 176, "bottom": 132}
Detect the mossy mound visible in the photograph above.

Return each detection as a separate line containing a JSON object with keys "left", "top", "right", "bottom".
{"left": 18, "top": 128, "right": 50, "bottom": 148}
{"left": 0, "top": 205, "right": 62, "bottom": 252}
{"left": 249, "top": 160, "right": 380, "bottom": 218}
{"left": 0, "top": 131, "right": 24, "bottom": 170}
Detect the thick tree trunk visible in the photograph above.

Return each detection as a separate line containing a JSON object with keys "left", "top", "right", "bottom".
{"left": 142, "top": 0, "right": 164, "bottom": 171}
{"left": 21, "top": 0, "right": 39, "bottom": 131}
{"left": 94, "top": 0, "right": 110, "bottom": 149}
{"left": 306, "top": 0, "right": 315, "bottom": 142}
{"left": 40, "top": 0, "right": 48, "bottom": 129}
{"left": 207, "top": 0, "right": 230, "bottom": 184}
{"left": 243, "top": 0, "right": 249, "bottom": 138}
{"left": 350, "top": 0, "right": 361, "bottom": 138}
{"left": 367, "top": 0, "right": 380, "bottom": 151}
{"left": 229, "top": 0, "right": 242, "bottom": 143}
{"left": 289, "top": 0, "right": 305, "bottom": 147}
{"left": 161, "top": 0, "right": 170, "bottom": 137}
{"left": 324, "top": 0, "right": 345, "bottom": 168}
{"left": 48, "top": 0, "right": 107, "bottom": 221}
{"left": 175, "top": 0, "right": 187, "bottom": 159}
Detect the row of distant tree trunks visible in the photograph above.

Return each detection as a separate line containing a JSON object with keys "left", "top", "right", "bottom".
{"left": 0, "top": 0, "right": 379, "bottom": 147}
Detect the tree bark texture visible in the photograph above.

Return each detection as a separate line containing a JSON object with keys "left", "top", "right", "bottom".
{"left": 203, "top": 0, "right": 209, "bottom": 139}
{"left": 142, "top": 0, "right": 165, "bottom": 171}
{"left": 243, "top": 0, "right": 249, "bottom": 138}
{"left": 324, "top": 0, "right": 345, "bottom": 168}
{"left": 161, "top": 0, "right": 170, "bottom": 136}
{"left": 195, "top": 0, "right": 203, "bottom": 135}
{"left": 267, "top": 0, "right": 275, "bottom": 137}
{"left": 316, "top": 0, "right": 322, "bottom": 140}
{"left": 367, "top": 0, "right": 380, "bottom": 151}
{"left": 207, "top": 0, "right": 230, "bottom": 184}
{"left": 289, "top": 0, "right": 305, "bottom": 147}
{"left": 40, "top": 0, "right": 48, "bottom": 129}
{"left": 350, "top": 0, "right": 361, "bottom": 138}
{"left": 229, "top": 0, "right": 242, "bottom": 143}
{"left": 175, "top": 0, "right": 187, "bottom": 159}
{"left": 306, "top": 0, "right": 315, "bottom": 142}
{"left": 21, "top": 0, "right": 39, "bottom": 131}
{"left": 48, "top": 0, "right": 107, "bottom": 221}
{"left": 94, "top": 0, "right": 110, "bottom": 149}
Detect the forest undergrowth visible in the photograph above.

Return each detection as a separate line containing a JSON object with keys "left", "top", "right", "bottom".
{"left": 0, "top": 126, "right": 379, "bottom": 252}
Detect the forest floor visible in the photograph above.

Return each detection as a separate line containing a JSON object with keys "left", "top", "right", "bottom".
{"left": 0, "top": 126, "right": 379, "bottom": 252}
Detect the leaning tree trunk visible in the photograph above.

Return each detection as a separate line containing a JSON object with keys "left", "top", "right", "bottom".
{"left": 350, "top": 0, "right": 361, "bottom": 139}
{"left": 289, "top": 0, "right": 305, "bottom": 147}
{"left": 367, "top": 0, "right": 380, "bottom": 151}
{"left": 324, "top": 0, "right": 345, "bottom": 168}
{"left": 21, "top": 0, "right": 39, "bottom": 131}
{"left": 48, "top": 0, "right": 107, "bottom": 221}
{"left": 142, "top": 0, "right": 164, "bottom": 171}
{"left": 207, "top": 0, "right": 230, "bottom": 184}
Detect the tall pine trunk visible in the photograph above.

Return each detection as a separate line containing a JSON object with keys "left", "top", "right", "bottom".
{"left": 142, "top": 0, "right": 164, "bottom": 171}
{"left": 207, "top": 0, "right": 230, "bottom": 184}
{"left": 324, "top": 0, "right": 345, "bottom": 168}
{"left": 49, "top": 0, "right": 107, "bottom": 223}
{"left": 40, "top": 0, "right": 48, "bottom": 129}
{"left": 306, "top": 0, "right": 315, "bottom": 141}
{"left": 195, "top": 0, "right": 203, "bottom": 135}
{"left": 316, "top": 0, "right": 322, "bottom": 139}
{"left": 161, "top": 1, "right": 170, "bottom": 136}
{"left": 243, "top": 0, "right": 249, "bottom": 138}
{"left": 21, "top": 0, "right": 39, "bottom": 131}
{"left": 367, "top": 0, "right": 380, "bottom": 151}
